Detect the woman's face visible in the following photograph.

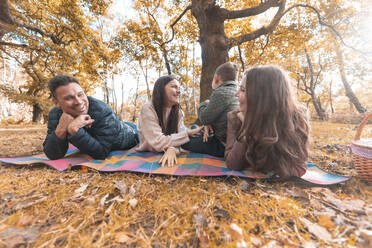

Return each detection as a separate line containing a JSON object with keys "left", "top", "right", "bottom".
{"left": 164, "top": 79, "right": 181, "bottom": 107}
{"left": 235, "top": 75, "right": 247, "bottom": 113}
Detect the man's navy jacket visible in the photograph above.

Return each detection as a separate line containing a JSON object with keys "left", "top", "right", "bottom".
{"left": 43, "top": 96, "right": 135, "bottom": 160}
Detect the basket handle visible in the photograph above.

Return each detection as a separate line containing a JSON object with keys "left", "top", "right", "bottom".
{"left": 354, "top": 112, "right": 372, "bottom": 141}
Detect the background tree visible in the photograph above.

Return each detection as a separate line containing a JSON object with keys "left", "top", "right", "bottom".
{"left": 295, "top": 49, "right": 327, "bottom": 120}
{"left": 321, "top": 0, "right": 368, "bottom": 113}
{"left": 189, "top": 0, "right": 287, "bottom": 101}
{"left": 115, "top": 0, "right": 201, "bottom": 111}
{"left": 1, "top": 0, "right": 371, "bottom": 123}
{"left": 231, "top": 0, "right": 370, "bottom": 115}
{"left": 161, "top": 0, "right": 362, "bottom": 104}
{"left": 0, "top": 0, "right": 116, "bottom": 122}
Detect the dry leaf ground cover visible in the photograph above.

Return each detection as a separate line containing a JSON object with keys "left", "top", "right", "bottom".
{"left": 0, "top": 121, "right": 371, "bottom": 247}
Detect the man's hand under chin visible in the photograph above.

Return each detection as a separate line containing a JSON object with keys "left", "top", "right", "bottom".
{"left": 55, "top": 113, "right": 74, "bottom": 139}
{"left": 67, "top": 114, "right": 95, "bottom": 135}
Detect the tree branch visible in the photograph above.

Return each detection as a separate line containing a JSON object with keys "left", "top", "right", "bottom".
{"left": 229, "top": 1, "right": 285, "bottom": 48}
{"left": 0, "top": 0, "right": 68, "bottom": 45}
{"left": 0, "top": 41, "right": 27, "bottom": 48}
{"left": 237, "top": 45, "right": 245, "bottom": 72}
{"left": 1, "top": 45, "right": 44, "bottom": 94}
{"left": 314, "top": 59, "right": 323, "bottom": 86}
{"left": 0, "top": 46, "right": 22, "bottom": 64}
{"left": 0, "top": 29, "right": 5, "bottom": 40}
{"left": 258, "top": 35, "right": 270, "bottom": 57}
{"left": 229, "top": 2, "right": 361, "bottom": 54}
{"left": 314, "top": 69, "right": 322, "bottom": 87}
{"left": 145, "top": 6, "right": 165, "bottom": 47}
{"left": 143, "top": 5, "right": 172, "bottom": 74}
{"left": 297, "top": 78, "right": 310, "bottom": 95}
{"left": 223, "top": 0, "right": 283, "bottom": 19}
{"left": 299, "top": 72, "right": 312, "bottom": 95}
{"left": 0, "top": 0, "right": 16, "bottom": 25}
{"left": 162, "top": 5, "right": 192, "bottom": 45}
{"left": 304, "top": 49, "right": 315, "bottom": 89}
{"left": 281, "top": 4, "right": 363, "bottom": 54}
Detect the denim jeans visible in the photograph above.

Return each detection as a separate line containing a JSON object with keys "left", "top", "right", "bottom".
{"left": 124, "top": 122, "right": 139, "bottom": 139}
{"left": 119, "top": 122, "right": 139, "bottom": 149}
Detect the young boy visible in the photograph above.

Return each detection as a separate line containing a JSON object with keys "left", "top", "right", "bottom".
{"left": 182, "top": 62, "right": 239, "bottom": 157}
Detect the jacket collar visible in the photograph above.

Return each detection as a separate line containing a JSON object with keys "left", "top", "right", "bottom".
{"left": 217, "top": 80, "right": 236, "bottom": 88}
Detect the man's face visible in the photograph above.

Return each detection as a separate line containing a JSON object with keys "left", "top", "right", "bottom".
{"left": 53, "top": 82, "right": 89, "bottom": 117}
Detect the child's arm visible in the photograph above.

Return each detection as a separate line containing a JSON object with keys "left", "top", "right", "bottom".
{"left": 203, "top": 125, "right": 214, "bottom": 142}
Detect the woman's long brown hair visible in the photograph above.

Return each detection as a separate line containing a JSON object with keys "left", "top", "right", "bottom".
{"left": 152, "top": 75, "right": 180, "bottom": 135}
{"left": 239, "top": 65, "right": 309, "bottom": 177}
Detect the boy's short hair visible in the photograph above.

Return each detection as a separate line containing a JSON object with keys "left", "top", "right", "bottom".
{"left": 215, "top": 62, "right": 238, "bottom": 82}
{"left": 48, "top": 75, "right": 80, "bottom": 97}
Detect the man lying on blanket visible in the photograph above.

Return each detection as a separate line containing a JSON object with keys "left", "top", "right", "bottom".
{"left": 43, "top": 75, "right": 139, "bottom": 160}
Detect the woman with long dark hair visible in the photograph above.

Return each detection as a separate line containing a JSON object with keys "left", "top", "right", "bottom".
{"left": 137, "top": 75, "right": 203, "bottom": 167}
{"left": 225, "top": 65, "right": 310, "bottom": 177}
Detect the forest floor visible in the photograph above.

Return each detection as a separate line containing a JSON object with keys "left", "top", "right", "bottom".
{"left": 0, "top": 121, "right": 371, "bottom": 247}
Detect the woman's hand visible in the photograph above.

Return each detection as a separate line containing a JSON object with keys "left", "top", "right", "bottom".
{"left": 159, "top": 147, "right": 178, "bottom": 167}
{"left": 187, "top": 126, "right": 204, "bottom": 136}
{"left": 227, "top": 111, "right": 243, "bottom": 136}
{"left": 203, "top": 125, "right": 214, "bottom": 142}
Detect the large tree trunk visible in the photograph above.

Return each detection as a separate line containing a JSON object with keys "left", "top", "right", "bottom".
{"left": 335, "top": 44, "right": 366, "bottom": 113}
{"left": 190, "top": 0, "right": 286, "bottom": 101}
{"left": 192, "top": 1, "right": 229, "bottom": 102}
{"left": 192, "top": 43, "right": 197, "bottom": 115}
{"left": 32, "top": 103, "right": 42, "bottom": 123}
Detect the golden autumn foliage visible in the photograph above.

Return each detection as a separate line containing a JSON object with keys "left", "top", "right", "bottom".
{"left": 0, "top": 0, "right": 118, "bottom": 120}
{"left": 1, "top": 0, "right": 371, "bottom": 123}
{"left": 0, "top": 1, "right": 372, "bottom": 245}
{"left": 0, "top": 0, "right": 372, "bottom": 247}
{"left": 116, "top": 0, "right": 370, "bottom": 120}
{"left": 0, "top": 121, "right": 371, "bottom": 247}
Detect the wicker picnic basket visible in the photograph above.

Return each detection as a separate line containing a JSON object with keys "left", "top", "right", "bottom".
{"left": 350, "top": 112, "right": 372, "bottom": 182}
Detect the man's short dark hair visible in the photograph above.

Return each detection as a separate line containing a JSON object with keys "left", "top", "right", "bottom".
{"left": 215, "top": 62, "right": 238, "bottom": 82}
{"left": 48, "top": 75, "right": 80, "bottom": 97}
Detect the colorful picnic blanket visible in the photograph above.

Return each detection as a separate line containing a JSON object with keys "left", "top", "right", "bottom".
{"left": 0, "top": 146, "right": 350, "bottom": 185}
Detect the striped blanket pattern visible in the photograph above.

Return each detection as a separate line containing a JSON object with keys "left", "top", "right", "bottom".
{"left": 0, "top": 146, "right": 350, "bottom": 185}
